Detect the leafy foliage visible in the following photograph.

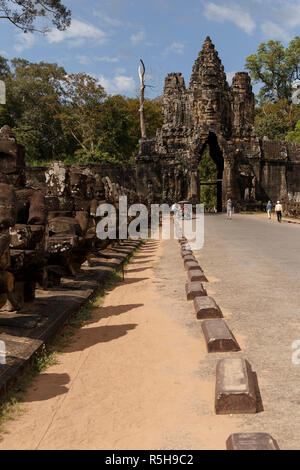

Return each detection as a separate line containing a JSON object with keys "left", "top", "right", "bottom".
{"left": 0, "top": 56, "right": 163, "bottom": 165}
{"left": 246, "top": 37, "right": 300, "bottom": 141}
{"left": 245, "top": 37, "right": 300, "bottom": 104}
{"left": 0, "top": 0, "right": 71, "bottom": 32}
{"left": 255, "top": 99, "right": 300, "bottom": 140}
{"left": 286, "top": 120, "right": 300, "bottom": 144}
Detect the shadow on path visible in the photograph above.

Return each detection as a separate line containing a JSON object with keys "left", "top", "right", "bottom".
{"left": 88, "top": 304, "right": 144, "bottom": 323}
{"left": 68, "top": 324, "right": 138, "bottom": 352}
{"left": 22, "top": 373, "right": 70, "bottom": 403}
{"left": 122, "top": 277, "right": 148, "bottom": 285}
{"left": 125, "top": 267, "right": 151, "bottom": 273}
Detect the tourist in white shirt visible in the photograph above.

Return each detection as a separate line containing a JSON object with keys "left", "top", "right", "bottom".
{"left": 275, "top": 201, "right": 283, "bottom": 223}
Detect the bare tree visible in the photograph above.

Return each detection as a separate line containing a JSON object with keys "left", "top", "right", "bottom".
{"left": 138, "top": 59, "right": 146, "bottom": 139}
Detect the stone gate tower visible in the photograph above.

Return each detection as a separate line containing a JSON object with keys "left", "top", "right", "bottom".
{"left": 136, "top": 37, "right": 300, "bottom": 212}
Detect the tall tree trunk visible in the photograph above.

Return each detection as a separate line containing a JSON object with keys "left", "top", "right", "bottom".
{"left": 138, "top": 59, "right": 147, "bottom": 139}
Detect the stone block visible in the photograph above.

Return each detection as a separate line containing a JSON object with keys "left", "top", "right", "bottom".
{"left": 201, "top": 319, "right": 240, "bottom": 352}
{"left": 215, "top": 358, "right": 258, "bottom": 415}
{"left": 181, "top": 243, "right": 192, "bottom": 251}
{"left": 0, "top": 183, "right": 17, "bottom": 229}
{"left": 0, "top": 271, "right": 14, "bottom": 294}
{"left": 184, "top": 260, "right": 200, "bottom": 271}
{"left": 185, "top": 282, "right": 207, "bottom": 300}
{"left": 47, "top": 234, "right": 79, "bottom": 253}
{"left": 48, "top": 217, "right": 83, "bottom": 236}
{"left": 9, "top": 224, "right": 32, "bottom": 249}
{"left": 75, "top": 211, "right": 89, "bottom": 233}
{"left": 0, "top": 293, "right": 7, "bottom": 310}
{"left": 193, "top": 296, "right": 222, "bottom": 319}
{"left": 183, "top": 254, "right": 196, "bottom": 263}
{"left": 28, "top": 190, "right": 47, "bottom": 225}
{"left": 29, "top": 225, "right": 45, "bottom": 248}
{"left": 1, "top": 281, "right": 25, "bottom": 312}
{"left": 181, "top": 250, "right": 193, "bottom": 258}
{"left": 0, "top": 234, "right": 10, "bottom": 270}
{"left": 226, "top": 433, "right": 280, "bottom": 450}
{"left": 188, "top": 268, "right": 207, "bottom": 282}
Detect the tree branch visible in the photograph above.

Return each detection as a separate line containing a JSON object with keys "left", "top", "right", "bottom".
{"left": 138, "top": 59, "right": 146, "bottom": 139}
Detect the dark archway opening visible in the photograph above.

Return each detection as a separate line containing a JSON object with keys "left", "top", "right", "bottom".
{"left": 198, "top": 132, "right": 224, "bottom": 212}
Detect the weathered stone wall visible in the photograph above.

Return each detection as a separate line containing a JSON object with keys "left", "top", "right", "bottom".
{"left": 0, "top": 125, "right": 140, "bottom": 313}
{"left": 25, "top": 163, "right": 137, "bottom": 204}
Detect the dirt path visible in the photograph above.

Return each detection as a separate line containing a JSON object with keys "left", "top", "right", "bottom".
{"left": 0, "top": 239, "right": 241, "bottom": 450}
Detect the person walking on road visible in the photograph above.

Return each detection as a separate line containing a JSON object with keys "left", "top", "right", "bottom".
{"left": 226, "top": 199, "right": 233, "bottom": 219}
{"left": 275, "top": 200, "right": 283, "bottom": 223}
{"left": 266, "top": 200, "right": 272, "bottom": 219}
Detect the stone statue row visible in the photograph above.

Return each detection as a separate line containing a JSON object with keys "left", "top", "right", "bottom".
{"left": 0, "top": 125, "right": 137, "bottom": 313}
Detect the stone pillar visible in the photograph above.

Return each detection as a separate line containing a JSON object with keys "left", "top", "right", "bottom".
{"left": 280, "top": 164, "right": 288, "bottom": 199}
{"left": 190, "top": 169, "right": 198, "bottom": 204}
{"left": 162, "top": 169, "right": 168, "bottom": 202}
{"left": 223, "top": 162, "right": 240, "bottom": 206}
{"left": 168, "top": 169, "right": 175, "bottom": 203}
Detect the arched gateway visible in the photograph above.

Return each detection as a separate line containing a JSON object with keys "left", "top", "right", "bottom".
{"left": 135, "top": 37, "right": 300, "bottom": 213}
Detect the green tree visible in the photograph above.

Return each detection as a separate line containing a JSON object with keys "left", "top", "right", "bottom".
{"left": 255, "top": 114, "right": 289, "bottom": 141}
{"left": 0, "top": 55, "right": 163, "bottom": 165}
{"left": 254, "top": 99, "right": 300, "bottom": 140}
{"left": 88, "top": 95, "right": 162, "bottom": 164}
{"left": 286, "top": 120, "right": 300, "bottom": 144}
{"left": 245, "top": 37, "right": 300, "bottom": 103}
{"left": 5, "top": 59, "right": 68, "bottom": 161}
{"left": 59, "top": 73, "right": 107, "bottom": 163}
{"left": 0, "top": 55, "right": 10, "bottom": 78}
{"left": 126, "top": 96, "right": 162, "bottom": 143}
{"left": 0, "top": 0, "right": 71, "bottom": 32}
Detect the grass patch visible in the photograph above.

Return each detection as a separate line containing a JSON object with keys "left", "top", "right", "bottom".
{"left": 0, "top": 345, "right": 58, "bottom": 431}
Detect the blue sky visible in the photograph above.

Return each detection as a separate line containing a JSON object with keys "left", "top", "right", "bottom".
{"left": 0, "top": 0, "right": 300, "bottom": 98}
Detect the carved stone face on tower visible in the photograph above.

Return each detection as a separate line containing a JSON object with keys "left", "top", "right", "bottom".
{"left": 201, "top": 92, "right": 221, "bottom": 121}
{"left": 189, "top": 37, "right": 230, "bottom": 130}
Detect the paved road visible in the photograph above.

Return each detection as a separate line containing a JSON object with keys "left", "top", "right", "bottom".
{"left": 194, "top": 213, "right": 300, "bottom": 450}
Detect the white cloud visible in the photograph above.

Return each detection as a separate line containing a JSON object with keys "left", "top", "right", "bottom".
{"left": 261, "top": 21, "right": 290, "bottom": 42}
{"left": 76, "top": 55, "right": 119, "bottom": 65}
{"left": 115, "top": 67, "right": 126, "bottom": 74}
{"left": 14, "top": 32, "right": 35, "bottom": 52}
{"left": 47, "top": 19, "right": 107, "bottom": 47}
{"left": 97, "top": 56, "right": 120, "bottom": 63}
{"left": 203, "top": 1, "right": 300, "bottom": 41}
{"left": 203, "top": 2, "right": 255, "bottom": 35}
{"left": 92, "top": 12, "right": 122, "bottom": 27}
{"left": 130, "top": 29, "right": 145, "bottom": 45}
{"left": 98, "top": 74, "right": 136, "bottom": 95}
{"left": 163, "top": 42, "right": 185, "bottom": 56}
{"left": 271, "top": 1, "right": 300, "bottom": 29}
{"left": 76, "top": 55, "right": 91, "bottom": 65}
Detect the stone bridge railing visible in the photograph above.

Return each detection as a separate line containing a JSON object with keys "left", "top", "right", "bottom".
{"left": 0, "top": 125, "right": 139, "bottom": 313}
